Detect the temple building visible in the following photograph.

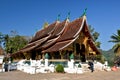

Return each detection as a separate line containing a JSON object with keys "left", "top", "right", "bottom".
{"left": 0, "top": 46, "right": 4, "bottom": 69}
{"left": 0, "top": 47, "right": 4, "bottom": 55}
{"left": 12, "top": 15, "right": 101, "bottom": 62}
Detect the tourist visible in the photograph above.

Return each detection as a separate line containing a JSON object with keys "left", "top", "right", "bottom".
{"left": 88, "top": 60, "right": 94, "bottom": 72}
{"left": 4, "top": 61, "right": 8, "bottom": 72}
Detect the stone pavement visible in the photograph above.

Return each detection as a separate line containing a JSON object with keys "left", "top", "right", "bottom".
{"left": 0, "top": 69, "right": 120, "bottom": 80}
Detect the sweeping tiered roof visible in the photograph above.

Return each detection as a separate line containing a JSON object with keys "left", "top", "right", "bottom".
{"left": 15, "top": 21, "right": 59, "bottom": 53}
{"left": 36, "top": 19, "right": 69, "bottom": 50}
{"left": 42, "top": 17, "right": 84, "bottom": 53}
{"left": 13, "top": 15, "right": 100, "bottom": 57}
{"left": 30, "top": 21, "right": 59, "bottom": 42}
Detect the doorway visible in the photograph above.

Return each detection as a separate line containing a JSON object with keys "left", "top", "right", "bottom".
{"left": 75, "top": 43, "right": 86, "bottom": 62}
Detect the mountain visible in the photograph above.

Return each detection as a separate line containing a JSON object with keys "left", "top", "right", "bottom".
{"left": 100, "top": 48, "right": 115, "bottom": 66}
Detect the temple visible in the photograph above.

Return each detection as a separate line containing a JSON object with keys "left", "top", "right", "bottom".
{"left": 12, "top": 15, "right": 101, "bottom": 62}
{"left": 0, "top": 47, "right": 4, "bottom": 70}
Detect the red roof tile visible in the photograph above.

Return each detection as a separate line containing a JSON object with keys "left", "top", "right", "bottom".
{"left": 20, "top": 36, "right": 49, "bottom": 52}
{"left": 30, "top": 21, "right": 59, "bottom": 42}
{"left": 42, "top": 36, "right": 78, "bottom": 53}
{"left": 38, "top": 19, "right": 69, "bottom": 50}
{"left": 12, "top": 16, "right": 101, "bottom": 57}
{"left": 56, "top": 17, "right": 84, "bottom": 42}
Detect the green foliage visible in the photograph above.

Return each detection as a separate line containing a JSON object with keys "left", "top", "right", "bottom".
{"left": 55, "top": 64, "right": 64, "bottom": 73}
{"left": 113, "top": 44, "right": 120, "bottom": 55}
{"left": 78, "top": 64, "right": 81, "bottom": 68}
{"left": 109, "top": 29, "right": 120, "bottom": 55}
{"left": 108, "top": 60, "right": 114, "bottom": 67}
{"left": 96, "top": 55, "right": 105, "bottom": 64}
{"left": 114, "top": 56, "right": 120, "bottom": 66}
{"left": 0, "top": 32, "right": 5, "bottom": 46}
{"left": 89, "top": 25, "right": 101, "bottom": 48}
{"left": 95, "top": 42, "right": 101, "bottom": 48}
{"left": 89, "top": 25, "right": 100, "bottom": 41}
{"left": 1, "top": 30, "right": 29, "bottom": 54}
{"left": 4, "top": 35, "right": 28, "bottom": 53}
{"left": 101, "top": 49, "right": 115, "bottom": 67}
{"left": 92, "top": 32, "right": 100, "bottom": 41}
{"left": 3, "top": 57, "right": 9, "bottom": 62}
{"left": 109, "top": 29, "right": 120, "bottom": 43}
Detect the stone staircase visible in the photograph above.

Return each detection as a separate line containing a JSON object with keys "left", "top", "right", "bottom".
{"left": 80, "top": 61, "right": 111, "bottom": 72}
{"left": 80, "top": 63, "right": 91, "bottom": 72}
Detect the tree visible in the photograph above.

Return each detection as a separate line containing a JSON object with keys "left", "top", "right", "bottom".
{"left": 0, "top": 32, "right": 4, "bottom": 47}
{"left": 4, "top": 35, "right": 28, "bottom": 54}
{"left": 109, "top": 29, "right": 120, "bottom": 56}
{"left": 2, "top": 30, "right": 29, "bottom": 54}
{"left": 89, "top": 25, "right": 101, "bottom": 48}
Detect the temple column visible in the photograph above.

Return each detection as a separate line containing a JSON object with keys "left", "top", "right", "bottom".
{"left": 60, "top": 51, "right": 64, "bottom": 59}
{"left": 51, "top": 53, "right": 54, "bottom": 59}
{"left": 84, "top": 37, "right": 89, "bottom": 60}
{"left": 45, "top": 53, "right": 49, "bottom": 67}
{"left": 68, "top": 53, "right": 74, "bottom": 68}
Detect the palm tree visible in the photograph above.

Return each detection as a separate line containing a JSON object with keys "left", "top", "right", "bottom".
{"left": 109, "top": 29, "right": 120, "bottom": 56}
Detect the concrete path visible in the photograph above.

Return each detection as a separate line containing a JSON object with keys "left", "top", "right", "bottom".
{"left": 0, "top": 69, "right": 120, "bottom": 80}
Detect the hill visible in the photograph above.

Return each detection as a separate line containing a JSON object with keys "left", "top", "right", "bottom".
{"left": 100, "top": 48, "right": 115, "bottom": 66}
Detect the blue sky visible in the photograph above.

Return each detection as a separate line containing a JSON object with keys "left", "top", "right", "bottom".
{"left": 0, "top": 0, "right": 120, "bottom": 50}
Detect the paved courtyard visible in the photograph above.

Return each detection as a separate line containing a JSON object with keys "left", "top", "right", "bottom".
{"left": 0, "top": 69, "right": 120, "bottom": 80}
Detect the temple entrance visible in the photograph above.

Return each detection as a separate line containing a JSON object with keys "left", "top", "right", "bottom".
{"left": 31, "top": 51, "right": 36, "bottom": 60}
{"left": 75, "top": 43, "right": 86, "bottom": 62}
{"left": 80, "top": 53, "right": 86, "bottom": 62}
{"left": 54, "top": 51, "right": 61, "bottom": 59}
{"left": 80, "top": 44, "right": 86, "bottom": 62}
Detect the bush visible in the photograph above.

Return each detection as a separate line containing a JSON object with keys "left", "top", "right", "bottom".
{"left": 78, "top": 64, "right": 81, "bottom": 68}
{"left": 96, "top": 55, "right": 105, "bottom": 64}
{"left": 55, "top": 64, "right": 64, "bottom": 73}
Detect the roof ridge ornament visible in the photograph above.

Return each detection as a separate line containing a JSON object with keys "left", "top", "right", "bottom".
{"left": 57, "top": 14, "right": 60, "bottom": 21}
{"left": 80, "top": 8, "right": 87, "bottom": 17}
{"left": 66, "top": 11, "right": 71, "bottom": 20}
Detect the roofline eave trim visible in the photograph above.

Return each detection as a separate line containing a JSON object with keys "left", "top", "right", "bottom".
{"left": 73, "top": 16, "right": 85, "bottom": 38}
{"left": 59, "top": 35, "right": 79, "bottom": 50}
